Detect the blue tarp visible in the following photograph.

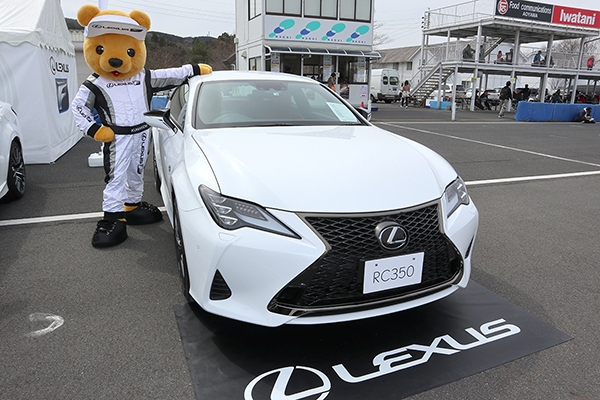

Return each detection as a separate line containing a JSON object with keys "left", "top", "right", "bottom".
{"left": 515, "top": 102, "right": 598, "bottom": 122}
{"left": 429, "top": 101, "right": 452, "bottom": 110}
{"left": 151, "top": 95, "right": 168, "bottom": 110}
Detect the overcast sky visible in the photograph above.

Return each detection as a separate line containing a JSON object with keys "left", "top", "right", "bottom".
{"left": 60, "top": 0, "right": 596, "bottom": 49}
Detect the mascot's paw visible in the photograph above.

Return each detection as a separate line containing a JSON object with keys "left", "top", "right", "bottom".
{"left": 92, "top": 219, "right": 127, "bottom": 248}
{"left": 199, "top": 63, "right": 212, "bottom": 75}
{"left": 94, "top": 126, "right": 115, "bottom": 143}
{"left": 124, "top": 201, "right": 163, "bottom": 225}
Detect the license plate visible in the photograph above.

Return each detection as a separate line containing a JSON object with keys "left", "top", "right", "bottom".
{"left": 363, "top": 252, "right": 424, "bottom": 294}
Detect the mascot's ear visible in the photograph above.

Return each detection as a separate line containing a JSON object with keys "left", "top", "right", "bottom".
{"left": 129, "top": 10, "right": 151, "bottom": 31}
{"left": 77, "top": 4, "right": 101, "bottom": 27}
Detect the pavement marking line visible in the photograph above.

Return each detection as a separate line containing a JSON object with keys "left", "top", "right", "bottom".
{"left": 466, "top": 170, "right": 600, "bottom": 186}
{"left": 378, "top": 121, "right": 529, "bottom": 125}
{"left": 380, "top": 122, "right": 600, "bottom": 168}
{"left": 0, "top": 206, "right": 167, "bottom": 227}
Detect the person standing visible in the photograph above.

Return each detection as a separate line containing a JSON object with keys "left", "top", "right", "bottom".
{"left": 521, "top": 84, "right": 531, "bottom": 102}
{"left": 327, "top": 73, "right": 337, "bottom": 91}
{"left": 551, "top": 89, "right": 563, "bottom": 103}
{"left": 587, "top": 56, "right": 595, "bottom": 70}
{"left": 533, "top": 50, "right": 543, "bottom": 66}
{"left": 462, "top": 44, "right": 474, "bottom": 61}
{"left": 400, "top": 80, "right": 411, "bottom": 108}
{"left": 505, "top": 49, "right": 514, "bottom": 64}
{"left": 498, "top": 81, "right": 513, "bottom": 118}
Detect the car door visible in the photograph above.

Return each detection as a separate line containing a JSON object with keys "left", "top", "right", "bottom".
{"left": 157, "top": 84, "right": 189, "bottom": 203}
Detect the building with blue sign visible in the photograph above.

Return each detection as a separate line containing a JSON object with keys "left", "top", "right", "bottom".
{"left": 235, "top": 0, "right": 380, "bottom": 106}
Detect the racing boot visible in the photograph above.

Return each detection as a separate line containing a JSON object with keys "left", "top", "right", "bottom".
{"left": 124, "top": 201, "right": 163, "bottom": 225}
{"left": 91, "top": 212, "right": 127, "bottom": 248}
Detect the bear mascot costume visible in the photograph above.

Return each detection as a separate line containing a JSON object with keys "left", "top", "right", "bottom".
{"left": 72, "top": 3, "right": 212, "bottom": 248}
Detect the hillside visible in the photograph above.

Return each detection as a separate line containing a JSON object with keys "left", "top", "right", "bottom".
{"left": 66, "top": 18, "right": 235, "bottom": 70}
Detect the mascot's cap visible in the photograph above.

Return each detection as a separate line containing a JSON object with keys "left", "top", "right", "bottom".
{"left": 84, "top": 14, "right": 147, "bottom": 40}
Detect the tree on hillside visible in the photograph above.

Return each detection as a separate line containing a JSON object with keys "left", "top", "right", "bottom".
{"left": 190, "top": 38, "right": 211, "bottom": 65}
{"left": 208, "top": 33, "right": 236, "bottom": 70}
{"left": 146, "top": 44, "right": 188, "bottom": 69}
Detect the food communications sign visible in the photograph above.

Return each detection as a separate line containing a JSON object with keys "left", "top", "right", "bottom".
{"left": 495, "top": 0, "right": 599, "bottom": 28}
{"left": 495, "top": 0, "right": 553, "bottom": 22}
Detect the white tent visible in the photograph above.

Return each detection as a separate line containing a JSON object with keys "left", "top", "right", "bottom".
{"left": 0, "top": 0, "right": 81, "bottom": 164}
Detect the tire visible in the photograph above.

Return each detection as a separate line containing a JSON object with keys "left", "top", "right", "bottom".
{"left": 370, "top": 95, "right": 377, "bottom": 103}
{"left": 6, "top": 139, "right": 25, "bottom": 200}
{"left": 172, "top": 194, "right": 193, "bottom": 303}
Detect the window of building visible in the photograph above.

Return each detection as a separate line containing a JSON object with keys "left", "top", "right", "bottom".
{"left": 305, "top": 0, "right": 337, "bottom": 18}
{"left": 340, "top": 0, "right": 371, "bottom": 21}
{"left": 249, "top": 0, "right": 262, "bottom": 19}
{"left": 337, "top": 57, "right": 367, "bottom": 84}
{"left": 407, "top": 61, "right": 413, "bottom": 71}
{"left": 266, "top": 0, "right": 301, "bottom": 15}
{"left": 303, "top": 62, "right": 322, "bottom": 80}
{"left": 249, "top": 57, "right": 260, "bottom": 71}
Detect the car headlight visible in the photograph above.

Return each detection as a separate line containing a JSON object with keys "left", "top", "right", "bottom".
{"left": 444, "top": 177, "right": 470, "bottom": 218}
{"left": 199, "top": 185, "right": 299, "bottom": 238}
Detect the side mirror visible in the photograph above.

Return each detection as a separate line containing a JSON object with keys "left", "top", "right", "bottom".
{"left": 354, "top": 106, "right": 371, "bottom": 121}
{"left": 144, "top": 108, "right": 178, "bottom": 132}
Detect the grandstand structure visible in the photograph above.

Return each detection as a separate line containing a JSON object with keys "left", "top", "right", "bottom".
{"left": 411, "top": 0, "right": 600, "bottom": 114}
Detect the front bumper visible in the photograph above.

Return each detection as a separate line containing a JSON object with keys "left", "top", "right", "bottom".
{"left": 180, "top": 199, "right": 478, "bottom": 327}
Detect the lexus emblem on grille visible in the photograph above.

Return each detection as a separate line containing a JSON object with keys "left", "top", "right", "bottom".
{"left": 375, "top": 221, "right": 408, "bottom": 250}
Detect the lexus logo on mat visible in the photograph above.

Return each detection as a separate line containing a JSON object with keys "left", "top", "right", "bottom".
{"left": 375, "top": 221, "right": 408, "bottom": 250}
{"left": 244, "top": 319, "right": 520, "bottom": 399}
{"left": 244, "top": 366, "right": 331, "bottom": 400}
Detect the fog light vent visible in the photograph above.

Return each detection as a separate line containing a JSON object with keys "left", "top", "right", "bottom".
{"left": 210, "top": 270, "right": 232, "bottom": 300}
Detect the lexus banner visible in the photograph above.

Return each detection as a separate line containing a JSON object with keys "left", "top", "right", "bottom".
{"left": 495, "top": 0, "right": 600, "bottom": 29}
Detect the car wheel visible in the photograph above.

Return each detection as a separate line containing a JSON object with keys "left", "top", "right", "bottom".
{"left": 370, "top": 95, "right": 377, "bottom": 103}
{"left": 172, "top": 194, "right": 193, "bottom": 303}
{"left": 6, "top": 139, "right": 25, "bottom": 200}
{"left": 153, "top": 149, "right": 161, "bottom": 194}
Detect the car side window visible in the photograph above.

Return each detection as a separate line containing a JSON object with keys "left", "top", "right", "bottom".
{"left": 169, "top": 84, "right": 189, "bottom": 128}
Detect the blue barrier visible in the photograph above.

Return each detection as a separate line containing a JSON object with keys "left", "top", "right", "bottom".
{"left": 515, "top": 102, "right": 598, "bottom": 122}
{"left": 429, "top": 101, "right": 452, "bottom": 110}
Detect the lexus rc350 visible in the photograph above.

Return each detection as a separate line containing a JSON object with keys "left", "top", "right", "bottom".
{"left": 144, "top": 71, "right": 478, "bottom": 327}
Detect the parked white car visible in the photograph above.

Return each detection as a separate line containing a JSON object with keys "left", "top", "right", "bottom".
{"left": 145, "top": 71, "right": 479, "bottom": 327}
{"left": 0, "top": 101, "right": 25, "bottom": 201}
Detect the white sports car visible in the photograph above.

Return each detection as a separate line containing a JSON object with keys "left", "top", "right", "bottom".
{"left": 0, "top": 101, "right": 25, "bottom": 201}
{"left": 145, "top": 71, "right": 478, "bottom": 327}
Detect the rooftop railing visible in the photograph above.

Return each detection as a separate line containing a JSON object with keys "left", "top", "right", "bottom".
{"left": 424, "top": 0, "right": 494, "bottom": 30}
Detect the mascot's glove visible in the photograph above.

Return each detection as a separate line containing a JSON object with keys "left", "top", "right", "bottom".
{"left": 198, "top": 64, "right": 213, "bottom": 75}
{"left": 93, "top": 126, "right": 115, "bottom": 143}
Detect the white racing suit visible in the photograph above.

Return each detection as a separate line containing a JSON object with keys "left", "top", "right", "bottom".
{"left": 72, "top": 65, "right": 201, "bottom": 215}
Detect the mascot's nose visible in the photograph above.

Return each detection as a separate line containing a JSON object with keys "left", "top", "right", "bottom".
{"left": 109, "top": 58, "right": 123, "bottom": 68}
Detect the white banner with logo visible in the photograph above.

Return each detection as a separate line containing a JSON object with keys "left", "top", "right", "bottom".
{"left": 265, "top": 16, "right": 373, "bottom": 46}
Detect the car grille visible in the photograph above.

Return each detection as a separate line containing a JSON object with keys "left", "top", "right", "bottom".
{"left": 268, "top": 202, "right": 462, "bottom": 317}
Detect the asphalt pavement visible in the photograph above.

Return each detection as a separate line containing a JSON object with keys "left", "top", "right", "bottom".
{"left": 1, "top": 103, "right": 599, "bottom": 399}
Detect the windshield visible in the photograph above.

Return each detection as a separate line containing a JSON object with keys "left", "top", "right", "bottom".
{"left": 193, "top": 80, "right": 363, "bottom": 128}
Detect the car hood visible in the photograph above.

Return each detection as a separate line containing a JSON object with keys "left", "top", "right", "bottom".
{"left": 191, "top": 125, "right": 456, "bottom": 213}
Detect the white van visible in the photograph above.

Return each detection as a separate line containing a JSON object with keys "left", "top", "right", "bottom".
{"left": 370, "top": 69, "right": 400, "bottom": 103}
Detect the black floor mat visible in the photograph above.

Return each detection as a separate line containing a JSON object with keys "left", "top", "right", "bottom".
{"left": 174, "top": 281, "right": 571, "bottom": 399}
